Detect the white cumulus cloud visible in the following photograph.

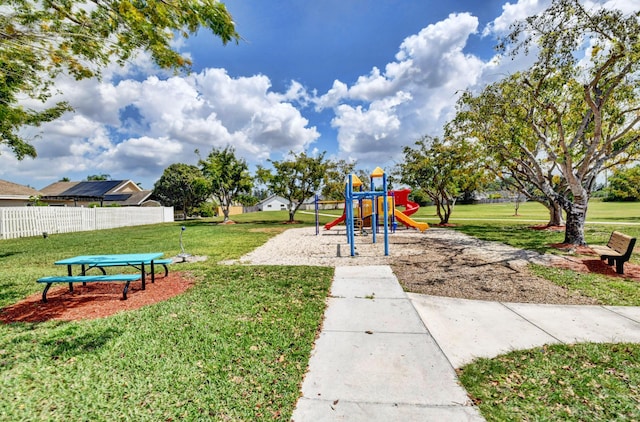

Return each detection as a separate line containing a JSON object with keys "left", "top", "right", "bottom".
{"left": 316, "top": 12, "right": 486, "bottom": 166}
{"left": 1, "top": 67, "right": 320, "bottom": 189}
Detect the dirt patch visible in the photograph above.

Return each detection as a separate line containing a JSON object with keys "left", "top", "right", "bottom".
{"left": 390, "top": 235, "right": 600, "bottom": 304}
{"left": 0, "top": 272, "right": 194, "bottom": 323}
{"left": 390, "top": 233, "right": 640, "bottom": 304}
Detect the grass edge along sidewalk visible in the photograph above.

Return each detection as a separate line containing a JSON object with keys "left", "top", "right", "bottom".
{"left": 448, "top": 220, "right": 640, "bottom": 421}
{"left": 458, "top": 342, "right": 640, "bottom": 421}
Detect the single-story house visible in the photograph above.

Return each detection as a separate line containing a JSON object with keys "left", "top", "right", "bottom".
{"left": 256, "top": 195, "right": 290, "bottom": 211}
{"left": 40, "top": 180, "right": 156, "bottom": 207}
{"left": 0, "top": 179, "right": 42, "bottom": 207}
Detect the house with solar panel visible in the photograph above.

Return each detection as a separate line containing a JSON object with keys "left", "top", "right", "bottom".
{"left": 39, "top": 180, "right": 159, "bottom": 207}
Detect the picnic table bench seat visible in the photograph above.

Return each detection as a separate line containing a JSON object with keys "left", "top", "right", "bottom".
{"left": 37, "top": 274, "right": 142, "bottom": 302}
{"left": 590, "top": 231, "right": 637, "bottom": 275}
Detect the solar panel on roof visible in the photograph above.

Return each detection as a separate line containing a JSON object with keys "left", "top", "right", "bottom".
{"left": 104, "top": 194, "right": 131, "bottom": 201}
{"left": 61, "top": 181, "right": 121, "bottom": 196}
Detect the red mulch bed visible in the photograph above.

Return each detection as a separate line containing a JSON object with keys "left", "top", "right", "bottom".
{"left": 0, "top": 272, "right": 194, "bottom": 323}
{"left": 535, "top": 225, "right": 640, "bottom": 280}
{"left": 548, "top": 243, "right": 640, "bottom": 281}
{"left": 551, "top": 256, "right": 640, "bottom": 280}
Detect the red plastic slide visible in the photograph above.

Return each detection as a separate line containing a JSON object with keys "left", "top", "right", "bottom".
{"left": 390, "top": 189, "right": 419, "bottom": 216}
{"left": 324, "top": 209, "right": 346, "bottom": 230}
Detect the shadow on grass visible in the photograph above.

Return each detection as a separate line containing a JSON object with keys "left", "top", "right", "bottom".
{"left": 41, "top": 326, "right": 123, "bottom": 359}
{"left": 451, "top": 224, "right": 565, "bottom": 253}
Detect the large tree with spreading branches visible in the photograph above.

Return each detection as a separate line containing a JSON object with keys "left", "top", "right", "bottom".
{"left": 450, "top": 0, "right": 640, "bottom": 245}
{"left": 399, "top": 136, "right": 487, "bottom": 225}
{"left": 1, "top": 0, "right": 238, "bottom": 159}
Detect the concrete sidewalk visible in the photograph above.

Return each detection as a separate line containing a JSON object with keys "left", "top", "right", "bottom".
{"left": 292, "top": 265, "right": 483, "bottom": 421}
{"left": 410, "top": 293, "right": 640, "bottom": 368}
{"left": 292, "top": 265, "right": 640, "bottom": 421}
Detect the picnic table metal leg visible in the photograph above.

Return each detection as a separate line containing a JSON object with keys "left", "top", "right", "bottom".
{"left": 67, "top": 265, "right": 74, "bottom": 292}
{"left": 151, "top": 261, "right": 156, "bottom": 283}
{"left": 141, "top": 263, "right": 146, "bottom": 290}
{"left": 42, "top": 283, "right": 53, "bottom": 303}
{"left": 163, "top": 263, "right": 168, "bottom": 277}
{"left": 81, "top": 264, "right": 87, "bottom": 286}
{"left": 122, "top": 281, "right": 131, "bottom": 300}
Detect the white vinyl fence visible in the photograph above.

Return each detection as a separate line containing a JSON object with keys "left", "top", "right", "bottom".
{"left": 0, "top": 207, "right": 174, "bottom": 239}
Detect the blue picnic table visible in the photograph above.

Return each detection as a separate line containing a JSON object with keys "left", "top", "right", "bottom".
{"left": 55, "top": 253, "right": 165, "bottom": 289}
{"left": 37, "top": 253, "right": 166, "bottom": 302}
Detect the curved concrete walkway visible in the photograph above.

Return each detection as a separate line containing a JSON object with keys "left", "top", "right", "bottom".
{"left": 292, "top": 265, "right": 640, "bottom": 421}
{"left": 409, "top": 292, "right": 640, "bottom": 369}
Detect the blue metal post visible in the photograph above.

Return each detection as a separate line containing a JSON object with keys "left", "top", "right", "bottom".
{"left": 383, "top": 172, "right": 389, "bottom": 256}
{"left": 371, "top": 175, "right": 377, "bottom": 244}
{"left": 347, "top": 174, "right": 356, "bottom": 256}
{"left": 315, "top": 194, "right": 319, "bottom": 235}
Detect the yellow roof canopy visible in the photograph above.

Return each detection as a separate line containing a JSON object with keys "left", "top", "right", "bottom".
{"left": 349, "top": 174, "right": 363, "bottom": 187}
{"left": 371, "top": 167, "right": 385, "bottom": 178}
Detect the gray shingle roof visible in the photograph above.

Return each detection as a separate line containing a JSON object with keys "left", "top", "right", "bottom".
{"left": 0, "top": 179, "right": 41, "bottom": 197}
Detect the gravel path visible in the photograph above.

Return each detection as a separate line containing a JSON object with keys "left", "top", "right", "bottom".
{"left": 221, "top": 226, "right": 563, "bottom": 268}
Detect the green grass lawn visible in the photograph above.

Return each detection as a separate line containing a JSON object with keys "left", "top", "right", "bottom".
{"left": 411, "top": 199, "right": 640, "bottom": 224}
{"left": 458, "top": 343, "right": 640, "bottom": 421}
{"left": 0, "top": 219, "right": 332, "bottom": 420}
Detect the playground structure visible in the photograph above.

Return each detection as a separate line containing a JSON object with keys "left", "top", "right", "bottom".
{"left": 315, "top": 167, "right": 429, "bottom": 257}
{"left": 320, "top": 184, "right": 429, "bottom": 233}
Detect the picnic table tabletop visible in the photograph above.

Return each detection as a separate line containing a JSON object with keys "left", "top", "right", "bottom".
{"left": 55, "top": 253, "right": 164, "bottom": 266}
{"left": 55, "top": 253, "right": 165, "bottom": 289}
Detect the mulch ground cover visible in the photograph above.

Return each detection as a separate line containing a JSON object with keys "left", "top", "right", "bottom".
{"left": 0, "top": 272, "right": 194, "bottom": 323}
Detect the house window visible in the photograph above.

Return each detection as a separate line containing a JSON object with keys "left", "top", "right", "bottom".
{"left": 267, "top": 204, "right": 272, "bottom": 208}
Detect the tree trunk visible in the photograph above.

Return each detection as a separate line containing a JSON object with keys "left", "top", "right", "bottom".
{"left": 433, "top": 198, "right": 444, "bottom": 224}
{"left": 440, "top": 212, "right": 449, "bottom": 224}
{"left": 441, "top": 202, "right": 451, "bottom": 224}
{"left": 286, "top": 200, "right": 296, "bottom": 222}
{"left": 563, "top": 202, "right": 587, "bottom": 245}
{"left": 222, "top": 195, "right": 231, "bottom": 222}
{"left": 537, "top": 200, "right": 564, "bottom": 227}
{"left": 222, "top": 206, "right": 230, "bottom": 222}
{"left": 545, "top": 201, "right": 564, "bottom": 226}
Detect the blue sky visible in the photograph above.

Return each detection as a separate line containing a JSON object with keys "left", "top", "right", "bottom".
{"left": 3, "top": 0, "right": 637, "bottom": 190}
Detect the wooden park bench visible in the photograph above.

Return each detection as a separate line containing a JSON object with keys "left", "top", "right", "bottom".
{"left": 37, "top": 274, "right": 142, "bottom": 302}
{"left": 590, "top": 231, "right": 637, "bottom": 275}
